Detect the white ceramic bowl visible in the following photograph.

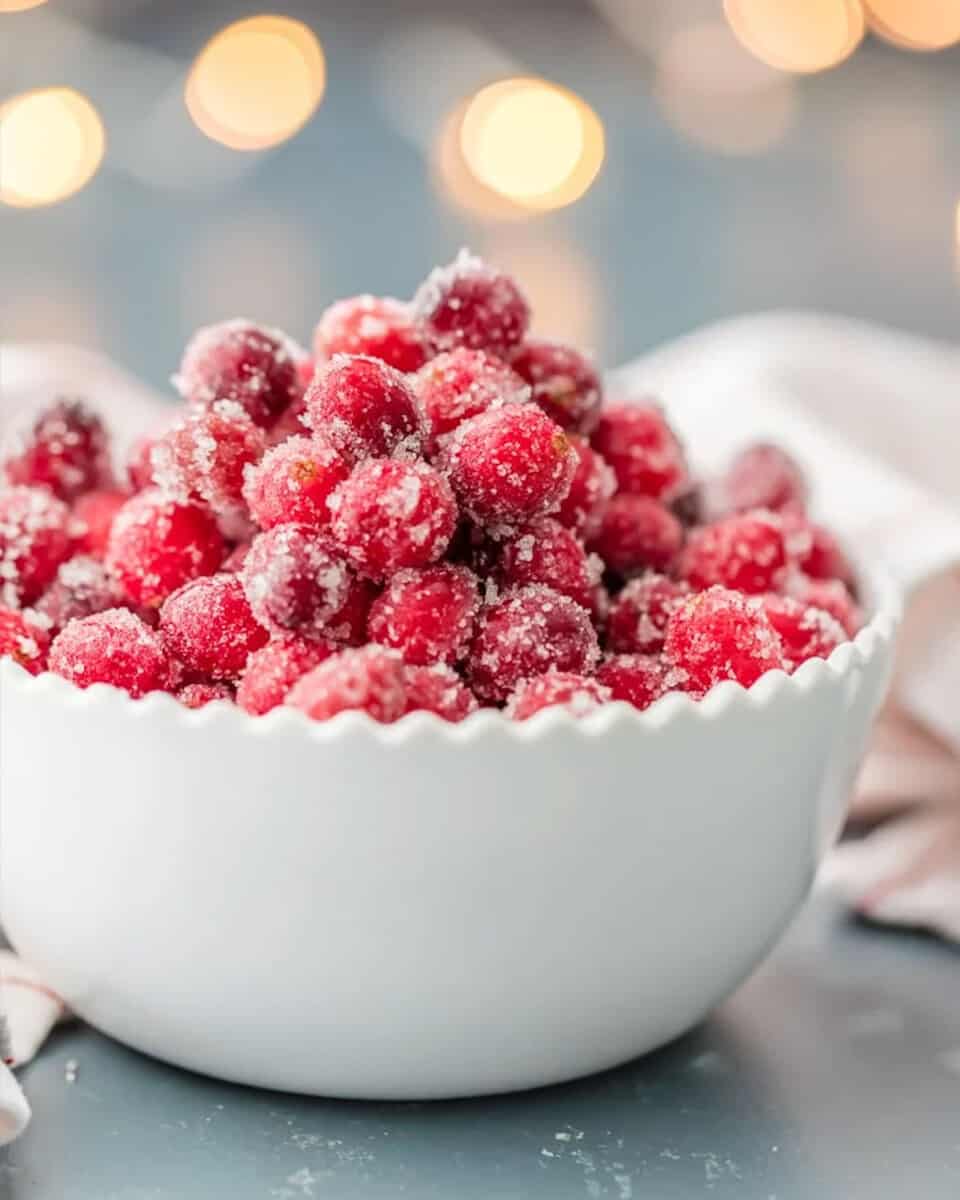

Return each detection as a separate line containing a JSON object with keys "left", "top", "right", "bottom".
{"left": 0, "top": 570, "right": 898, "bottom": 1099}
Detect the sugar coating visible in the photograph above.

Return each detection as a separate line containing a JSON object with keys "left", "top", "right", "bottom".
{"left": 607, "top": 574, "right": 691, "bottom": 655}
{"left": 506, "top": 671, "right": 611, "bottom": 721}
{"left": 73, "top": 489, "right": 128, "bottom": 559}
{"left": 494, "top": 519, "right": 601, "bottom": 616}
{"left": 177, "top": 681, "right": 234, "bottom": 709}
{"left": 0, "top": 485, "right": 76, "bottom": 608}
{"left": 160, "top": 573, "right": 268, "bottom": 680}
{"left": 126, "top": 432, "right": 163, "bottom": 492}
{"left": 0, "top": 605, "right": 49, "bottom": 675}
{"left": 591, "top": 402, "right": 688, "bottom": 502}
{"left": 241, "top": 523, "right": 353, "bottom": 641}
{"left": 402, "top": 663, "right": 478, "bottom": 722}
{"left": 556, "top": 437, "right": 616, "bottom": 539}
{"left": 367, "top": 564, "right": 479, "bottom": 666}
{"left": 784, "top": 514, "right": 854, "bottom": 586}
{"left": 243, "top": 434, "right": 350, "bottom": 532}
{"left": 590, "top": 493, "right": 684, "bottom": 577}
{"left": 313, "top": 295, "right": 427, "bottom": 374}
{"left": 237, "top": 635, "right": 337, "bottom": 715}
{"left": 788, "top": 575, "right": 862, "bottom": 637}
{"left": 48, "top": 607, "right": 176, "bottom": 697}
{"left": 596, "top": 654, "right": 676, "bottom": 710}
{"left": 412, "top": 248, "right": 530, "bottom": 356}
{"left": 679, "top": 510, "right": 789, "bottom": 595}
{"left": 413, "top": 347, "right": 530, "bottom": 452}
{"left": 4, "top": 399, "right": 112, "bottom": 502}
{"left": 510, "top": 338, "right": 602, "bottom": 435}
{"left": 761, "top": 593, "right": 846, "bottom": 670}
{"left": 286, "top": 645, "right": 407, "bottom": 723}
{"left": 725, "top": 442, "right": 807, "bottom": 514}
{"left": 35, "top": 554, "right": 120, "bottom": 632}
{"left": 663, "top": 586, "right": 786, "bottom": 693}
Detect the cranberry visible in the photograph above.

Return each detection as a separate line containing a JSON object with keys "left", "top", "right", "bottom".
{"left": 34, "top": 555, "right": 120, "bottom": 632}
{"left": 243, "top": 434, "right": 350, "bottom": 531}
{"left": 506, "top": 672, "right": 610, "bottom": 721}
{"left": 326, "top": 574, "right": 377, "bottom": 645}
{"left": 49, "top": 608, "right": 176, "bottom": 697}
{"left": 761, "top": 594, "right": 846, "bottom": 668}
{"left": 367, "top": 564, "right": 478, "bottom": 666}
{"left": 725, "top": 442, "right": 807, "bottom": 514}
{"left": 73, "top": 489, "right": 128, "bottom": 558}
{"left": 785, "top": 516, "right": 854, "bottom": 586}
{"left": 126, "top": 431, "right": 163, "bottom": 492}
{"left": 494, "top": 520, "right": 600, "bottom": 615}
{"left": 606, "top": 574, "right": 690, "bottom": 655}
{"left": 267, "top": 395, "right": 310, "bottom": 446}
{"left": 413, "top": 249, "right": 530, "bottom": 356}
{"left": 0, "top": 485, "right": 75, "bottom": 608}
{"left": 596, "top": 654, "right": 674, "bottom": 710}
{"left": 328, "top": 459, "right": 457, "bottom": 581}
{"left": 160, "top": 574, "right": 268, "bottom": 680}
{"left": 241, "top": 524, "right": 352, "bottom": 641}
{"left": 679, "top": 511, "right": 789, "bottom": 595}
{"left": 444, "top": 405, "right": 576, "bottom": 535}
{"left": 403, "top": 663, "right": 478, "bottom": 722}
{"left": 106, "top": 489, "right": 226, "bottom": 609}
{"left": 664, "top": 586, "right": 786, "bottom": 694}
{"left": 304, "top": 355, "right": 425, "bottom": 462}
{"left": 286, "top": 645, "right": 407, "bottom": 723}
{"left": 556, "top": 437, "right": 616, "bottom": 539}
{"left": 509, "top": 338, "right": 602, "bottom": 435}
{"left": 467, "top": 585, "right": 600, "bottom": 702}
{"left": 591, "top": 402, "right": 687, "bottom": 501}
{"left": 4, "top": 399, "right": 112, "bottom": 501}
{"left": 177, "top": 681, "right": 234, "bottom": 709}
{"left": 789, "top": 576, "right": 862, "bottom": 637}
{"left": 237, "top": 635, "right": 337, "bottom": 715}
{"left": 590, "top": 494, "right": 684, "bottom": 577}
{"left": 313, "top": 295, "right": 427, "bottom": 374}
{"left": 413, "top": 348, "right": 529, "bottom": 452}
{"left": 175, "top": 319, "right": 303, "bottom": 428}
{"left": 0, "top": 606, "right": 49, "bottom": 675}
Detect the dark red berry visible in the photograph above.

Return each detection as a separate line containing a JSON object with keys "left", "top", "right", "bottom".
{"left": 679, "top": 511, "right": 789, "bottom": 595}
{"left": 237, "top": 635, "right": 337, "bottom": 715}
{"left": 241, "top": 523, "right": 352, "bottom": 641}
{"left": 510, "top": 338, "right": 602, "bottom": 435}
{"left": 151, "top": 401, "right": 265, "bottom": 517}
{"left": 313, "top": 295, "right": 427, "bottom": 374}
{"left": 160, "top": 573, "right": 268, "bottom": 680}
{"left": 286, "top": 645, "right": 407, "bottom": 723}
{"left": 0, "top": 485, "right": 75, "bottom": 608}
{"left": 556, "top": 437, "right": 616, "bottom": 539}
{"left": 34, "top": 555, "right": 120, "bottom": 632}
{"left": 606, "top": 574, "right": 690, "bottom": 655}
{"left": 4, "top": 399, "right": 112, "bottom": 501}
{"left": 413, "top": 348, "right": 529, "bottom": 452}
{"left": 49, "top": 608, "right": 176, "bottom": 697}
{"left": 506, "top": 671, "right": 610, "bottom": 720}
{"left": 243, "top": 434, "right": 350, "bottom": 531}
{"left": 591, "top": 402, "right": 687, "bottom": 501}
{"left": 73, "top": 489, "right": 128, "bottom": 558}
{"left": 304, "top": 355, "right": 425, "bottom": 462}
{"left": 596, "top": 654, "right": 673, "bottom": 710}
{"left": 589, "top": 494, "right": 684, "bottom": 577}
{"left": 494, "top": 520, "right": 601, "bottom": 615}
{"left": 326, "top": 574, "right": 377, "bottom": 645}
{"left": 367, "top": 564, "right": 478, "bottom": 666}
{"left": 0, "top": 605, "right": 49, "bottom": 675}
{"left": 413, "top": 250, "right": 530, "bottom": 356}
{"left": 177, "top": 682, "right": 234, "bottom": 709}
{"left": 788, "top": 576, "right": 861, "bottom": 637}
{"left": 783, "top": 515, "right": 854, "bottom": 586}
{"left": 726, "top": 443, "right": 807, "bottom": 514}
{"left": 761, "top": 594, "right": 846, "bottom": 669}
{"left": 402, "top": 664, "right": 478, "bottom": 722}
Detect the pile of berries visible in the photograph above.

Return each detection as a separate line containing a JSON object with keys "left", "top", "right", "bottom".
{"left": 0, "top": 251, "right": 861, "bottom": 723}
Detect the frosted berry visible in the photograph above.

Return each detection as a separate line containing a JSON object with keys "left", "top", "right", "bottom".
{"left": 413, "top": 348, "right": 529, "bottom": 452}
{"left": 679, "top": 511, "right": 789, "bottom": 595}
{"left": 506, "top": 672, "right": 611, "bottom": 721}
{"left": 606, "top": 574, "right": 690, "bottom": 655}
{"left": 413, "top": 249, "right": 530, "bottom": 356}
{"left": 243, "top": 434, "right": 350, "bottom": 531}
{"left": 789, "top": 576, "right": 861, "bottom": 637}
{"left": 328, "top": 459, "right": 457, "bottom": 581}
{"left": 35, "top": 555, "right": 120, "bottom": 632}
{"left": 591, "top": 402, "right": 687, "bottom": 501}
{"left": 304, "top": 355, "right": 425, "bottom": 462}
{"left": 590, "top": 494, "right": 684, "bottom": 577}
{"left": 177, "top": 682, "right": 234, "bottom": 709}
{"left": 237, "top": 635, "right": 336, "bottom": 715}
{"left": 556, "top": 437, "right": 616, "bottom": 539}
{"left": 175, "top": 319, "right": 303, "bottom": 428}
{"left": 367, "top": 564, "right": 478, "bottom": 666}
{"left": 286, "top": 645, "right": 407, "bottom": 723}
{"left": 664, "top": 586, "right": 785, "bottom": 693}
{"left": 444, "top": 405, "right": 576, "bottom": 535}
{"left": 510, "top": 338, "right": 602, "bottom": 435}
{"left": 313, "top": 295, "right": 427, "bottom": 374}
{"left": 49, "top": 608, "right": 176, "bottom": 697}
{"left": 726, "top": 443, "right": 807, "bottom": 514}
{"left": 241, "top": 523, "right": 352, "bottom": 641}
{"left": 403, "top": 664, "right": 478, "bottom": 722}
{"left": 160, "top": 574, "right": 268, "bottom": 680}
{"left": 127, "top": 432, "right": 162, "bottom": 492}
{"left": 596, "top": 654, "right": 673, "bottom": 710}
{"left": 467, "top": 585, "right": 600, "bottom": 702}
{"left": 494, "top": 520, "right": 601, "bottom": 615}
{"left": 73, "top": 489, "right": 128, "bottom": 558}
{"left": 0, "top": 485, "right": 75, "bottom": 608}
{"left": 761, "top": 594, "right": 846, "bottom": 669}
{"left": 326, "top": 574, "right": 377, "bottom": 645}
{"left": 4, "top": 399, "right": 112, "bottom": 501}
{"left": 106, "top": 489, "right": 226, "bottom": 609}
{"left": 785, "top": 516, "right": 854, "bottom": 586}
{"left": 0, "top": 606, "right": 49, "bottom": 675}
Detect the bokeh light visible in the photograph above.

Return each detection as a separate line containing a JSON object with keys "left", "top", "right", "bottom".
{"left": 432, "top": 98, "right": 531, "bottom": 221}
{"left": 0, "top": 87, "right": 105, "bottom": 208}
{"left": 0, "top": 0, "right": 47, "bottom": 10}
{"left": 185, "top": 15, "right": 325, "bottom": 151}
{"left": 724, "top": 0, "right": 864, "bottom": 73}
{"left": 865, "top": 1, "right": 960, "bottom": 50}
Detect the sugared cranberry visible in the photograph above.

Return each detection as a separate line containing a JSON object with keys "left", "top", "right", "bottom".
{"left": 313, "top": 295, "right": 427, "bottom": 374}
{"left": 177, "top": 681, "right": 234, "bottom": 709}
{"left": 4, "top": 399, "right": 112, "bottom": 501}
{"left": 160, "top": 574, "right": 268, "bottom": 680}
{"left": 73, "top": 489, "right": 128, "bottom": 558}
{"left": 413, "top": 348, "right": 529, "bottom": 452}
{"left": 444, "top": 405, "right": 575, "bottom": 535}
{"left": 402, "top": 664, "right": 478, "bottom": 722}
{"left": 106, "top": 489, "right": 226, "bottom": 609}
{"left": 286, "top": 645, "right": 407, "bottom": 723}
{"left": 664, "top": 586, "right": 785, "bottom": 693}
{"left": 413, "top": 249, "right": 530, "bottom": 356}
{"left": 49, "top": 608, "right": 176, "bottom": 697}
{"left": 127, "top": 432, "right": 163, "bottom": 492}
{"left": 596, "top": 654, "right": 674, "bottom": 710}
{"left": 0, "top": 485, "right": 75, "bottom": 608}
{"left": 267, "top": 395, "right": 310, "bottom": 446}
{"left": 510, "top": 338, "right": 602, "bottom": 435}
{"left": 237, "top": 635, "right": 337, "bottom": 715}
{"left": 243, "top": 435, "right": 350, "bottom": 532}
{"left": 241, "top": 524, "right": 352, "bottom": 641}
{"left": 789, "top": 576, "right": 862, "bottom": 637}
{"left": 175, "top": 319, "right": 303, "bottom": 428}
{"left": 304, "top": 355, "right": 425, "bottom": 462}
{"left": 493, "top": 520, "right": 600, "bottom": 615}
{"left": 0, "top": 606, "right": 49, "bottom": 675}
{"left": 591, "top": 402, "right": 687, "bottom": 501}
{"left": 296, "top": 356, "right": 316, "bottom": 391}
{"left": 606, "top": 574, "right": 690, "bottom": 655}
{"left": 590, "top": 494, "right": 684, "bottom": 577}
{"left": 556, "top": 437, "right": 616, "bottom": 539}
{"left": 328, "top": 459, "right": 457, "bottom": 581}
{"left": 367, "top": 564, "right": 478, "bottom": 666}
{"left": 761, "top": 594, "right": 846, "bottom": 668}
{"left": 506, "top": 671, "right": 610, "bottom": 721}
{"left": 679, "top": 511, "right": 789, "bottom": 595}
{"left": 326, "top": 574, "right": 377, "bottom": 645}
{"left": 151, "top": 401, "right": 265, "bottom": 517}
{"left": 785, "top": 516, "right": 854, "bottom": 586}
{"left": 35, "top": 555, "right": 120, "bottom": 632}
{"left": 725, "top": 443, "right": 807, "bottom": 514}
{"left": 467, "top": 585, "right": 600, "bottom": 702}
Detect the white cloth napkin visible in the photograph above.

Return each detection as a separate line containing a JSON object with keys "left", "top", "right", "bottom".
{"left": 1, "top": 314, "right": 958, "bottom": 1141}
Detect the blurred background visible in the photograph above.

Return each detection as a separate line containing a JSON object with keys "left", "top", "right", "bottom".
{"left": 1, "top": 0, "right": 958, "bottom": 392}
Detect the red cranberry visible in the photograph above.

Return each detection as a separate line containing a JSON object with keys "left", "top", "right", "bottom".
{"left": 664, "top": 586, "right": 786, "bottom": 693}
{"left": 789, "top": 576, "right": 862, "bottom": 637}
{"left": 105, "top": 489, "right": 226, "bottom": 609}
{"left": 413, "top": 348, "right": 529, "bottom": 452}
{"left": 413, "top": 249, "right": 530, "bottom": 356}
{"left": 506, "top": 672, "right": 610, "bottom": 721}
{"left": 596, "top": 654, "right": 674, "bottom": 710}
{"left": 510, "top": 338, "right": 602, "bottom": 435}
{"left": 0, "top": 485, "right": 75, "bottom": 608}
{"left": 606, "top": 574, "right": 690, "bottom": 655}
{"left": 556, "top": 437, "right": 616, "bottom": 539}
{"left": 160, "top": 573, "right": 268, "bottom": 680}
{"left": 286, "top": 645, "right": 407, "bottom": 723}
{"left": 784, "top": 515, "right": 854, "bottom": 586}
{"left": 151, "top": 401, "right": 265, "bottom": 517}
{"left": 328, "top": 459, "right": 457, "bottom": 581}
{"left": 237, "top": 635, "right": 337, "bottom": 715}
{"left": 177, "top": 681, "right": 234, "bottom": 709}
{"left": 0, "top": 606, "right": 49, "bottom": 675}
{"left": 367, "top": 564, "right": 478, "bottom": 666}
{"left": 590, "top": 494, "right": 684, "bottom": 577}
{"left": 240, "top": 523, "right": 352, "bottom": 640}
{"left": 402, "top": 664, "right": 478, "bottom": 722}
{"left": 4, "top": 399, "right": 112, "bottom": 501}
{"left": 761, "top": 594, "right": 846, "bottom": 669}
{"left": 304, "top": 355, "right": 425, "bottom": 462}
{"left": 73, "top": 489, "right": 128, "bottom": 558}
{"left": 243, "top": 434, "right": 350, "bottom": 532}
{"left": 326, "top": 574, "right": 377, "bottom": 645}
{"left": 127, "top": 431, "right": 163, "bottom": 492}
{"left": 726, "top": 443, "right": 807, "bottom": 514}
{"left": 467, "top": 585, "right": 600, "bottom": 702}
{"left": 49, "top": 608, "right": 176, "bottom": 697}
{"left": 679, "top": 511, "right": 789, "bottom": 595}
{"left": 34, "top": 555, "right": 120, "bottom": 632}
{"left": 494, "top": 520, "right": 601, "bottom": 615}
{"left": 591, "top": 402, "right": 687, "bottom": 501}
{"left": 313, "top": 295, "right": 427, "bottom": 374}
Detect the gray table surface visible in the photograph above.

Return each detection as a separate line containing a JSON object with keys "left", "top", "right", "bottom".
{"left": 3, "top": 895, "right": 959, "bottom": 1200}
